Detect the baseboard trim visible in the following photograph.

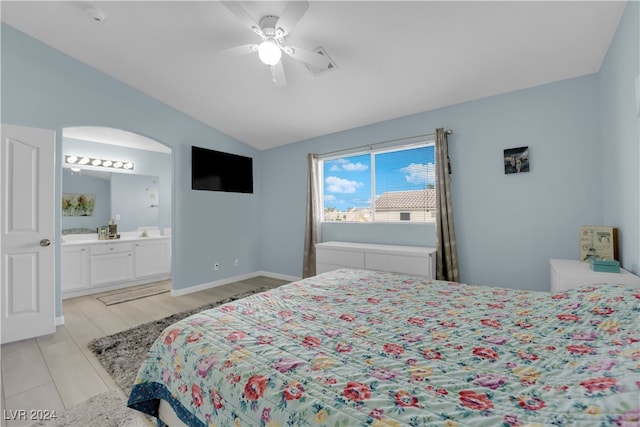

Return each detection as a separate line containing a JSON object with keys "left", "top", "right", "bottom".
{"left": 170, "top": 271, "right": 301, "bottom": 297}
{"left": 255, "top": 270, "right": 301, "bottom": 283}
{"left": 55, "top": 316, "right": 65, "bottom": 326}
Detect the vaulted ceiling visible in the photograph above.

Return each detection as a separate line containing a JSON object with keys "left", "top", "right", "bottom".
{"left": 0, "top": 1, "right": 627, "bottom": 150}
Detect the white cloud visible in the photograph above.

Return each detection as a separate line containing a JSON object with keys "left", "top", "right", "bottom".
{"left": 400, "top": 163, "right": 435, "bottom": 185}
{"left": 342, "top": 162, "right": 368, "bottom": 171}
{"left": 324, "top": 194, "right": 336, "bottom": 202}
{"left": 328, "top": 158, "right": 368, "bottom": 172}
{"left": 325, "top": 176, "right": 364, "bottom": 193}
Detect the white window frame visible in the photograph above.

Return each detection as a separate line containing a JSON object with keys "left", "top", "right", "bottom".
{"left": 319, "top": 140, "right": 435, "bottom": 223}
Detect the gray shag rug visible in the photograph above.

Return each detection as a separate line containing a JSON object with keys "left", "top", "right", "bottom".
{"left": 88, "top": 286, "right": 270, "bottom": 395}
{"left": 31, "top": 390, "right": 148, "bottom": 427}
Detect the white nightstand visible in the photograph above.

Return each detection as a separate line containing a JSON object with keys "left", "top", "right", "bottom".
{"left": 549, "top": 259, "right": 640, "bottom": 293}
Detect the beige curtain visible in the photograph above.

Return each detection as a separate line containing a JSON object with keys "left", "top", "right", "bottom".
{"left": 435, "top": 128, "right": 460, "bottom": 282}
{"left": 302, "top": 153, "right": 321, "bottom": 278}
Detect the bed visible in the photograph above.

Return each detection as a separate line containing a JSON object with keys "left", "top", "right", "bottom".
{"left": 128, "top": 268, "right": 640, "bottom": 426}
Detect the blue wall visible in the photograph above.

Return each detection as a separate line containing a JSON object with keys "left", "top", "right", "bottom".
{"left": 1, "top": 0, "right": 638, "bottom": 318}
{"left": 1, "top": 23, "right": 263, "bottom": 317}
{"left": 260, "top": 1, "right": 639, "bottom": 290}
{"left": 261, "top": 76, "right": 604, "bottom": 291}
{"left": 598, "top": 0, "right": 640, "bottom": 274}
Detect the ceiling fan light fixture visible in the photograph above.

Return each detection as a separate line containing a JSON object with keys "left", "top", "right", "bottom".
{"left": 258, "top": 40, "right": 281, "bottom": 65}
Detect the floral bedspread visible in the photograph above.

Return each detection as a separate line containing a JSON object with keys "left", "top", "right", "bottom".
{"left": 128, "top": 269, "right": 640, "bottom": 426}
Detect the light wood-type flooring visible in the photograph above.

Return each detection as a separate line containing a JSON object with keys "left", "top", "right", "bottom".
{"left": 1, "top": 276, "right": 289, "bottom": 427}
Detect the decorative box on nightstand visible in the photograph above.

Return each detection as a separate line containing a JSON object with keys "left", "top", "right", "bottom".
{"left": 589, "top": 258, "right": 620, "bottom": 273}
{"left": 549, "top": 259, "right": 640, "bottom": 293}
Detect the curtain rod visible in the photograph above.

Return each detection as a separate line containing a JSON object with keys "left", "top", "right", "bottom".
{"left": 317, "top": 129, "right": 453, "bottom": 158}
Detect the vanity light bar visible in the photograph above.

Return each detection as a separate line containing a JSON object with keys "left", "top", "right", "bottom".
{"left": 65, "top": 155, "right": 134, "bottom": 170}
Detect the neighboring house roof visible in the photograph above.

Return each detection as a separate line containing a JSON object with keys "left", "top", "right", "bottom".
{"left": 375, "top": 189, "right": 435, "bottom": 211}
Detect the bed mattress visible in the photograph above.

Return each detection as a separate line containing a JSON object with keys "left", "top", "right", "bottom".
{"left": 128, "top": 268, "right": 640, "bottom": 426}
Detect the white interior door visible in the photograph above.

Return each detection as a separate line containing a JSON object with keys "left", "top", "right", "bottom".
{"left": 1, "top": 124, "right": 56, "bottom": 344}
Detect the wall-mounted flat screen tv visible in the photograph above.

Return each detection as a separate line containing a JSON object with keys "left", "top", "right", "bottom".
{"left": 191, "top": 146, "right": 253, "bottom": 193}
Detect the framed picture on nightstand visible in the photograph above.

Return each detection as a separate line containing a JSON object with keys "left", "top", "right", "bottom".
{"left": 579, "top": 225, "right": 618, "bottom": 262}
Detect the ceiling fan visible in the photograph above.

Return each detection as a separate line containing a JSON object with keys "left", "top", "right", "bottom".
{"left": 220, "top": 1, "right": 334, "bottom": 86}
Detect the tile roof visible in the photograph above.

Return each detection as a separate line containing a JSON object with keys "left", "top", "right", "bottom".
{"left": 375, "top": 189, "right": 436, "bottom": 210}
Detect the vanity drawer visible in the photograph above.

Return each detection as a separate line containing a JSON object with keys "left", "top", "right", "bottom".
{"left": 90, "top": 242, "right": 132, "bottom": 255}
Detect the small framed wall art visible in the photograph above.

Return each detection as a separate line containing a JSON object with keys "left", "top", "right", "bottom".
{"left": 504, "top": 146, "right": 529, "bottom": 174}
{"left": 579, "top": 225, "right": 619, "bottom": 262}
{"left": 62, "top": 193, "right": 95, "bottom": 216}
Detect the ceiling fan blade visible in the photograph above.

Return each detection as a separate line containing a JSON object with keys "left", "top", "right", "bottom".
{"left": 284, "top": 46, "right": 332, "bottom": 70}
{"left": 220, "top": 1, "right": 263, "bottom": 37}
{"left": 275, "top": 1, "right": 309, "bottom": 37}
{"left": 271, "top": 62, "right": 287, "bottom": 87}
{"left": 221, "top": 44, "right": 259, "bottom": 56}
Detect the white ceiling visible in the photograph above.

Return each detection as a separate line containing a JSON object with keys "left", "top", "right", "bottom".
{"left": 1, "top": 1, "right": 627, "bottom": 151}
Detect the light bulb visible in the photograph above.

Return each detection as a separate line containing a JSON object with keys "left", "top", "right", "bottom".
{"left": 258, "top": 40, "right": 281, "bottom": 66}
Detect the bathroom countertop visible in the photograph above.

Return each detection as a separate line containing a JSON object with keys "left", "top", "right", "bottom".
{"left": 61, "top": 234, "right": 170, "bottom": 246}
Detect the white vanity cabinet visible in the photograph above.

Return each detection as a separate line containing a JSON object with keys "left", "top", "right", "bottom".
{"left": 61, "top": 236, "right": 171, "bottom": 298}
{"left": 90, "top": 242, "right": 133, "bottom": 286}
{"left": 61, "top": 245, "right": 89, "bottom": 291}
{"left": 134, "top": 239, "right": 171, "bottom": 278}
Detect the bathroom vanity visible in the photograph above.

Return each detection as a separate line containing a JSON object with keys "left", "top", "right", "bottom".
{"left": 61, "top": 234, "right": 171, "bottom": 298}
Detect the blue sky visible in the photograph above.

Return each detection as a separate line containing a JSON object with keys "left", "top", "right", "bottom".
{"left": 322, "top": 145, "right": 434, "bottom": 211}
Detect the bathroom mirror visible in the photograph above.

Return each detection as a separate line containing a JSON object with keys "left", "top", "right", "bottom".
{"left": 62, "top": 168, "right": 159, "bottom": 234}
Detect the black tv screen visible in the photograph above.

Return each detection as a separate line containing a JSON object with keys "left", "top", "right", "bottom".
{"left": 191, "top": 146, "right": 253, "bottom": 193}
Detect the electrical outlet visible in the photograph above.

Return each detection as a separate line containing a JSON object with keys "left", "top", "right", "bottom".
{"left": 214, "top": 263, "right": 220, "bottom": 271}
{"left": 234, "top": 259, "right": 240, "bottom": 267}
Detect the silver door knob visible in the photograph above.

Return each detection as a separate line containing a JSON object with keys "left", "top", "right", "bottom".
{"left": 40, "top": 239, "right": 51, "bottom": 247}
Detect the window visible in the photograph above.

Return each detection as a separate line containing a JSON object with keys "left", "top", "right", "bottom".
{"left": 321, "top": 142, "right": 435, "bottom": 222}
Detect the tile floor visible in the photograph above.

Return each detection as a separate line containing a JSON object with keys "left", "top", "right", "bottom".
{"left": 1, "top": 276, "right": 288, "bottom": 427}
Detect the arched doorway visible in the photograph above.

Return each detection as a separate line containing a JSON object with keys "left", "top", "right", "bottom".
{"left": 60, "top": 126, "right": 173, "bottom": 297}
